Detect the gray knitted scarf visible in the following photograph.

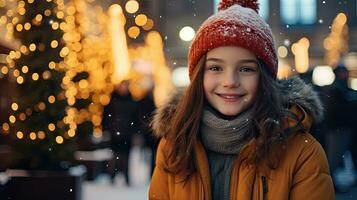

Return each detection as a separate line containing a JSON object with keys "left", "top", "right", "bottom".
{"left": 200, "top": 106, "right": 253, "bottom": 154}
{"left": 200, "top": 106, "right": 253, "bottom": 200}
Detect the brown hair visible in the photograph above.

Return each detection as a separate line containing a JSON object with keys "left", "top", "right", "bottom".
{"left": 163, "top": 56, "right": 301, "bottom": 180}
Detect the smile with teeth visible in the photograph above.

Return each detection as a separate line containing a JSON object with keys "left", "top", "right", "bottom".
{"left": 217, "top": 93, "right": 244, "bottom": 101}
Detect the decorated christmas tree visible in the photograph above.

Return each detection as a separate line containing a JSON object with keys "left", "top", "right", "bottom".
{"left": 3, "top": 0, "right": 75, "bottom": 170}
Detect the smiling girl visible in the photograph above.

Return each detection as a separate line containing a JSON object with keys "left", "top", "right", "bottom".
{"left": 149, "top": 0, "right": 334, "bottom": 199}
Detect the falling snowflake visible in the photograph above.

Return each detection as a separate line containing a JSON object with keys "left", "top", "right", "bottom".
{"left": 318, "top": 19, "right": 323, "bottom": 24}
{"left": 286, "top": 24, "right": 290, "bottom": 28}
{"left": 69, "top": 188, "right": 73, "bottom": 192}
{"left": 284, "top": 39, "right": 291, "bottom": 46}
{"left": 116, "top": 132, "right": 120, "bottom": 135}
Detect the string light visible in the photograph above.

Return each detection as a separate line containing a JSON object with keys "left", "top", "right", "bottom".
{"left": 11, "top": 103, "right": 19, "bottom": 111}
{"left": 29, "top": 132, "right": 36, "bottom": 140}
{"left": 16, "top": 131, "right": 23, "bottom": 139}
{"left": 55, "top": 136, "right": 63, "bottom": 144}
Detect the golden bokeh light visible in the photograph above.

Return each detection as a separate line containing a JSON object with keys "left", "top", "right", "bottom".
{"left": 128, "top": 26, "right": 140, "bottom": 39}
{"left": 11, "top": 103, "right": 19, "bottom": 111}
{"left": 21, "top": 65, "right": 29, "bottom": 73}
{"left": 17, "top": 76, "right": 24, "bottom": 84}
{"left": 51, "top": 40, "right": 59, "bottom": 48}
{"left": 29, "top": 43, "right": 36, "bottom": 51}
{"left": 29, "top": 132, "right": 37, "bottom": 140}
{"left": 32, "top": 73, "right": 39, "bottom": 81}
{"left": 19, "top": 113, "right": 26, "bottom": 121}
{"left": 16, "top": 131, "right": 24, "bottom": 139}
{"left": 142, "top": 19, "right": 154, "bottom": 31}
{"left": 38, "top": 131, "right": 46, "bottom": 139}
{"left": 2, "top": 123, "right": 10, "bottom": 131}
{"left": 48, "top": 95, "right": 56, "bottom": 103}
{"left": 1, "top": 66, "right": 8, "bottom": 74}
{"left": 135, "top": 14, "right": 147, "bottom": 26}
{"left": 48, "top": 123, "right": 56, "bottom": 131}
{"left": 56, "top": 136, "right": 64, "bottom": 144}
{"left": 24, "top": 22, "right": 31, "bottom": 30}
{"left": 125, "top": 0, "right": 139, "bottom": 14}
{"left": 9, "top": 115, "right": 16, "bottom": 123}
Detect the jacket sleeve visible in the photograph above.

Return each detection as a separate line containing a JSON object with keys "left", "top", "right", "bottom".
{"left": 290, "top": 138, "right": 335, "bottom": 200}
{"left": 149, "top": 139, "right": 170, "bottom": 200}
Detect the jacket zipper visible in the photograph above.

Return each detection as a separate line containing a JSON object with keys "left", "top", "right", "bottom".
{"left": 261, "top": 176, "right": 268, "bottom": 200}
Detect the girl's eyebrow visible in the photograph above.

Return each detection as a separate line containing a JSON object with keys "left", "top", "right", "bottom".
{"left": 206, "top": 58, "right": 258, "bottom": 64}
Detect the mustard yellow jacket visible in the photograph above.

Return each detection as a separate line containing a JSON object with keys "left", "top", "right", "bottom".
{"left": 149, "top": 77, "right": 335, "bottom": 200}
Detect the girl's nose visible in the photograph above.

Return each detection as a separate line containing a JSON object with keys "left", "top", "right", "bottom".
{"left": 222, "top": 71, "right": 239, "bottom": 88}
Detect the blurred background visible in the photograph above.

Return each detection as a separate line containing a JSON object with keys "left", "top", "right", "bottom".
{"left": 0, "top": 0, "right": 356, "bottom": 199}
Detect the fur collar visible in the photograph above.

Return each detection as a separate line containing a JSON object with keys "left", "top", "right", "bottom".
{"left": 151, "top": 76, "right": 323, "bottom": 138}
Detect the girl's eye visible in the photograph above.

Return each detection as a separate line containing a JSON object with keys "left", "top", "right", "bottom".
{"left": 240, "top": 67, "right": 257, "bottom": 73}
{"left": 207, "top": 66, "right": 222, "bottom": 71}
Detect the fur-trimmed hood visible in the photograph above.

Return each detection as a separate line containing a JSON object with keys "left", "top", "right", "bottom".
{"left": 151, "top": 76, "right": 323, "bottom": 138}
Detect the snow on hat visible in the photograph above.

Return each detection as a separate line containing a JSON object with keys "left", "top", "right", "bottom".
{"left": 188, "top": 0, "right": 278, "bottom": 79}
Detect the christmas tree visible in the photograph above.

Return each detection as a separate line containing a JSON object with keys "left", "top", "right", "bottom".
{"left": 3, "top": 0, "right": 75, "bottom": 170}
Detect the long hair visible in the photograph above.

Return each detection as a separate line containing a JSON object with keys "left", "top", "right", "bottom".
{"left": 163, "top": 55, "right": 206, "bottom": 181}
{"left": 163, "top": 56, "right": 301, "bottom": 180}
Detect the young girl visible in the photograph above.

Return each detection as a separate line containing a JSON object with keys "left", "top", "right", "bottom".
{"left": 149, "top": 0, "right": 334, "bottom": 199}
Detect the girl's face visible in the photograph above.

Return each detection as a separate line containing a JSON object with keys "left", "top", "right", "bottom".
{"left": 203, "top": 46, "right": 260, "bottom": 116}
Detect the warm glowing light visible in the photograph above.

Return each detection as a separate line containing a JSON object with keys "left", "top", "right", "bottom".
{"left": 60, "top": 47, "right": 69, "bottom": 57}
{"left": 9, "top": 115, "right": 16, "bottom": 123}
{"left": 35, "top": 14, "right": 43, "bottom": 22}
{"left": 32, "top": 73, "right": 39, "bottom": 81}
{"left": 135, "top": 14, "right": 147, "bottom": 26}
{"left": 1, "top": 66, "right": 8, "bottom": 74}
{"left": 56, "top": 136, "right": 64, "bottom": 144}
{"left": 16, "top": 24, "right": 23, "bottom": 31}
{"left": 2, "top": 123, "right": 9, "bottom": 131}
{"left": 142, "top": 19, "right": 154, "bottom": 31}
{"left": 29, "top": 132, "right": 37, "bottom": 140}
{"left": 16, "top": 131, "right": 24, "bottom": 139}
{"left": 19, "top": 113, "right": 26, "bottom": 121}
{"left": 291, "top": 37, "right": 310, "bottom": 73}
{"left": 52, "top": 22, "right": 59, "bottom": 30}
{"left": 21, "top": 65, "right": 29, "bottom": 73}
{"left": 42, "top": 70, "right": 51, "bottom": 80}
{"left": 179, "top": 26, "right": 195, "bottom": 42}
{"left": 125, "top": 0, "right": 139, "bottom": 14}
{"left": 48, "top": 95, "right": 56, "bottom": 103}
{"left": 78, "top": 80, "right": 88, "bottom": 89}
{"left": 350, "top": 78, "right": 357, "bottom": 91}
{"left": 48, "top": 61, "right": 56, "bottom": 69}
{"left": 128, "top": 26, "right": 140, "bottom": 39}
{"left": 17, "top": 76, "right": 24, "bottom": 84}
{"left": 109, "top": 4, "right": 122, "bottom": 16}
{"left": 57, "top": 11, "right": 64, "bottom": 19}
{"left": 13, "top": 69, "right": 20, "bottom": 77}
{"left": 44, "top": 9, "right": 51, "bottom": 16}
{"left": 68, "top": 129, "right": 76, "bottom": 137}
{"left": 312, "top": 65, "right": 335, "bottom": 86}
{"left": 37, "top": 131, "right": 45, "bottom": 139}
{"left": 29, "top": 43, "right": 36, "bottom": 51}
{"left": 24, "top": 22, "right": 31, "bottom": 30}
{"left": 48, "top": 123, "right": 56, "bottom": 131}
{"left": 51, "top": 40, "right": 59, "bottom": 48}
{"left": 277, "top": 62, "right": 292, "bottom": 80}
{"left": 278, "top": 46, "right": 288, "bottom": 58}
{"left": 11, "top": 103, "right": 19, "bottom": 111}
{"left": 38, "top": 102, "right": 46, "bottom": 110}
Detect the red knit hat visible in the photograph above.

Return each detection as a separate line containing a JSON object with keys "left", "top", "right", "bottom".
{"left": 188, "top": 0, "right": 278, "bottom": 79}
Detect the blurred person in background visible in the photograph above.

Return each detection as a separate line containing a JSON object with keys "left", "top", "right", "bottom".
{"left": 320, "top": 64, "right": 357, "bottom": 192}
{"left": 102, "top": 80, "right": 140, "bottom": 186}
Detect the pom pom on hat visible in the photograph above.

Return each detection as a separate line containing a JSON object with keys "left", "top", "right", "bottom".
{"left": 218, "top": 0, "right": 259, "bottom": 13}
